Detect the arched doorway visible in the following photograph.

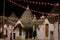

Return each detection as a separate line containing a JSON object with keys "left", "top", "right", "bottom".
{"left": 13, "top": 23, "right": 23, "bottom": 39}
{"left": 15, "top": 23, "right": 22, "bottom": 36}
{"left": 24, "top": 27, "right": 33, "bottom": 39}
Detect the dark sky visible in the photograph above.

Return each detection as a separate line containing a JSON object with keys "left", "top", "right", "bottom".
{"left": 0, "top": 0, "right": 3, "bottom": 16}
{"left": 0, "top": 0, "right": 60, "bottom": 18}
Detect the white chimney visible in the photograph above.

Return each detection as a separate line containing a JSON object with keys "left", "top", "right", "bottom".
{"left": 33, "top": 15, "right": 36, "bottom": 22}
{"left": 26, "top": 5, "right": 29, "bottom": 9}
{"left": 40, "top": 15, "right": 45, "bottom": 19}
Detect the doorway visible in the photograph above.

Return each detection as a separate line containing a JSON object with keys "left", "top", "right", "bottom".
{"left": 50, "top": 31, "right": 54, "bottom": 40}
{"left": 58, "top": 23, "right": 60, "bottom": 40}
{"left": 45, "top": 24, "right": 49, "bottom": 37}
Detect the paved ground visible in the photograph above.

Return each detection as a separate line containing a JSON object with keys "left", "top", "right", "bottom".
{"left": 0, "top": 37, "right": 58, "bottom": 40}
{"left": 0, "top": 33, "right": 58, "bottom": 40}
{"left": 0, "top": 38, "right": 54, "bottom": 40}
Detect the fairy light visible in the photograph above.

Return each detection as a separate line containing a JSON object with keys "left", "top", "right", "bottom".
{"left": 17, "top": 0, "right": 60, "bottom": 6}
{"left": 32, "top": 1, "right": 34, "bottom": 4}
{"left": 39, "top": 2, "right": 41, "bottom": 4}
{"left": 38, "top": 12, "right": 41, "bottom": 13}
{"left": 50, "top": 3, "right": 52, "bottom": 6}
{"left": 47, "top": 3, "right": 50, "bottom": 5}
{"left": 7, "top": 0, "right": 59, "bottom": 17}
{"left": 36, "top": 2, "right": 38, "bottom": 4}
{"left": 56, "top": 3, "right": 59, "bottom": 6}
{"left": 42, "top": 2, "right": 44, "bottom": 5}
{"left": 45, "top": 3, "right": 47, "bottom": 5}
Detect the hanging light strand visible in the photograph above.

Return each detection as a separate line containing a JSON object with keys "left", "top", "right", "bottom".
{"left": 18, "top": 0, "right": 59, "bottom": 6}
{"left": 8, "top": 0, "right": 59, "bottom": 16}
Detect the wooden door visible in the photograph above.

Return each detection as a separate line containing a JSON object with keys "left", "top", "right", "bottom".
{"left": 45, "top": 24, "right": 49, "bottom": 37}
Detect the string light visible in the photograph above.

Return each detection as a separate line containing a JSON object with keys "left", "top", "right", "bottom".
{"left": 18, "top": 0, "right": 60, "bottom": 6}
{"left": 51, "top": 3, "right": 53, "bottom": 6}
{"left": 7, "top": 0, "right": 59, "bottom": 16}
{"left": 41, "top": 2, "right": 44, "bottom": 5}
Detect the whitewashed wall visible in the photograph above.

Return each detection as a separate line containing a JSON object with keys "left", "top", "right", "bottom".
{"left": 36, "top": 23, "right": 54, "bottom": 39}
{"left": 59, "top": 23, "right": 60, "bottom": 32}
{"left": 13, "top": 29, "right": 19, "bottom": 38}
{"left": 37, "top": 24, "right": 45, "bottom": 39}
{"left": 7, "top": 25, "right": 12, "bottom": 40}
{"left": 21, "top": 31, "right": 25, "bottom": 39}
{"left": 54, "top": 22, "right": 58, "bottom": 40}
{"left": 49, "top": 24, "right": 54, "bottom": 31}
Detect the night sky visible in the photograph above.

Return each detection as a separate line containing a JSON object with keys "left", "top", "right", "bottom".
{"left": 0, "top": 0, "right": 60, "bottom": 18}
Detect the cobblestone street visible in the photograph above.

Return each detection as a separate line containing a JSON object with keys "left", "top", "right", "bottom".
{"left": 0, "top": 39, "right": 53, "bottom": 40}
{"left": 0, "top": 38, "right": 55, "bottom": 40}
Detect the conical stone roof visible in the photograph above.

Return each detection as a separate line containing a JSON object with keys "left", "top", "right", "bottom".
{"left": 7, "top": 12, "right": 18, "bottom": 25}
{"left": 48, "top": 5, "right": 60, "bottom": 23}
{"left": 9, "top": 12, "right": 17, "bottom": 18}
{"left": 20, "top": 8, "right": 34, "bottom": 27}
{"left": 50, "top": 5, "right": 60, "bottom": 13}
{"left": 20, "top": 8, "right": 33, "bottom": 23}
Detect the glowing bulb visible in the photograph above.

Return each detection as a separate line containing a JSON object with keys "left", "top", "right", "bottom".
{"left": 47, "top": 3, "right": 50, "bottom": 5}
{"left": 36, "top": 2, "right": 38, "bottom": 4}
{"left": 45, "top": 3, "right": 47, "bottom": 5}
{"left": 51, "top": 3, "right": 53, "bottom": 6}
{"left": 39, "top": 2, "right": 41, "bottom": 4}
{"left": 33, "top": 1, "right": 34, "bottom": 4}
{"left": 42, "top": 3, "right": 44, "bottom": 5}
{"left": 56, "top": 3, "right": 59, "bottom": 6}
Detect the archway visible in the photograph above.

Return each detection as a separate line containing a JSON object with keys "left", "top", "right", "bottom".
{"left": 14, "top": 23, "right": 22, "bottom": 36}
